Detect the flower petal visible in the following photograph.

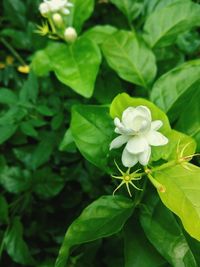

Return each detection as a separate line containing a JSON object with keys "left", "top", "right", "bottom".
{"left": 138, "top": 146, "right": 151, "bottom": 166}
{"left": 151, "top": 120, "right": 163, "bottom": 131}
{"left": 114, "top": 117, "right": 133, "bottom": 135}
{"left": 122, "top": 148, "right": 138, "bottom": 167}
{"left": 146, "top": 130, "right": 168, "bottom": 146}
{"left": 126, "top": 136, "right": 148, "bottom": 154}
{"left": 135, "top": 106, "right": 151, "bottom": 121}
{"left": 110, "top": 135, "right": 130, "bottom": 150}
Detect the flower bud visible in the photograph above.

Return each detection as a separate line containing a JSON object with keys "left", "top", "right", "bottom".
{"left": 64, "top": 27, "right": 77, "bottom": 43}
{"left": 39, "top": 2, "right": 50, "bottom": 17}
{"left": 52, "top": 13, "right": 63, "bottom": 27}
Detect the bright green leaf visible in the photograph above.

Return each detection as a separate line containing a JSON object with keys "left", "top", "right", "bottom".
{"left": 55, "top": 195, "right": 134, "bottom": 267}
{"left": 143, "top": 1, "right": 200, "bottom": 48}
{"left": 102, "top": 30, "right": 157, "bottom": 87}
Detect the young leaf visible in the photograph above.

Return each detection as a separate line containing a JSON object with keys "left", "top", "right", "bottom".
{"left": 140, "top": 193, "right": 197, "bottom": 267}
{"left": 154, "top": 163, "right": 200, "bottom": 241}
{"left": 70, "top": 105, "right": 113, "bottom": 171}
{"left": 32, "top": 37, "right": 101, "bottom": 98}
{"left": 151, "top": 59, "right": 200, "bottom": 121}
{"left": 4, "top": 217, "right": 35, "bottom": 265}
{"left": 55, "top": 195, "right": 134, "bottom": 267}
{"left": 143, "top": 0, "right": 200, "bottom": 48}
{"left": 102, "top": 30, "right": 157, "bottom": 88}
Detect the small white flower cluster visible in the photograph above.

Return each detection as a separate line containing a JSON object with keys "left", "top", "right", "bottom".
{"left": 110, "top": 106, "right": 168, "bottom": 168}
{"left": 39, "top": 0, "right": 73, "bottom": 16}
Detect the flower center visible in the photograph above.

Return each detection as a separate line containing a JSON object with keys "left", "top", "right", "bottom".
{"left": 124, "top": 175, "right": 131, "bottom": 182}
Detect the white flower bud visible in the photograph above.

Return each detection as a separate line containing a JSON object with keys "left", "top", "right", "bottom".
{"left": 39, "top": 2, "right": 50, "bottom": 16}
{"left": 64, "top": 27, "right": 77, "bottom": 43}
{"left": 52, "top": 13, "right": 63, "bottom": 27}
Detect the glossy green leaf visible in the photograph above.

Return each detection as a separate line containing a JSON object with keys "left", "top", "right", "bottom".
{"left": 110, "top": 0, "right": 143, "bottom": 22}
{"left": 140, "top": 193, "right": 197, "bottom": 267}
{"left": 55, "top": 195, "right": 134, "bottom": 267}
{"left": 124, "top": 219, "right": 166, "bottom": 267}
{"left": 4, "top": 217, "right": 35, "bottom": 265}
{"left": 71, "top": 105, "right": 113, "bottom": 171}
{"left": 0, "top": 195, "right": 9, "bottom": 224}
{"left": 59, "top": 128, "right": 76, "bottom": 152}
{"left": 102, "top": 30, "right": 157, "bottom": 88}
{"left": 70, "top": 0, "right": 94, "bottom": 33}
{"left": 176, "top": 89, "right": 200, "bottom": 151}
{"left": 143, "top": 1, "right": 200, "bottom": 48}
{"left": 32, "top": 38, "right": 101, "bottom": 98}
{"left": 0, "top": 88, "right": 17, "bottom": 105}
{"left": 83, "top": 25, "right": 117, "bottom": 45}
{"left": 154, "top": 163, "right": 200, "bottom": 241}
{"left": 151, "top": 60, "right": 200, "bottom": 120}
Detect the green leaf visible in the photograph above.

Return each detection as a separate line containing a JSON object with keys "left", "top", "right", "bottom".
{"left": 20, "top": 121, "right": 38, "bottom": 138}
{"left": 143, "top": 0, "right": 200, "bottom": 48}
{"left": 71, "top": 105, "right": 113, "bottom": 171}
{"left": 69, "top": 0, "right": 95, "bottom": 33}
{"left": 140, "top": 193, "right": 197, "bottom": 267}
{"left": 36, "top": 105, "right": 55, "bottom": 116}
{"left": 83, "top": 25, "right": 117, "bottom": 45}
{"left": 59, "top": 128, "right": 76, "bottom": 153}
{"left": 3, "top": 0, "right": 26, "bottom": 28}
{"left": 0, "top": 88, "right": 18, "bottom": 105}
{"left": 154, "top": 163, "right": 200, "bottom": 241}
{"left": 124, "top": 219, "right": 166, "bottom": 267}
{"left": 110, "top": 0, "right": 143, "bottom": 22}
{"left": 0, "top": 166, "right": 32, "bottom": 194}
{"left": 31, "top": 50, "right": 51, "bottom": 76}
{"left": 151, "top": 59, "right": 200, "bottom": 121}
{"left": 102, "top": 30, "right": 157, "bottom": 88}
{"left": 32, "top": 38, "right": 101, "bottom": 98}
{"left": 0, "top": 195, "right": 9, "bottom": 224}
{"left": 0, "top": 125, "right": 18, "bottom": 144}
{"left": 176, "top": 89, "right": 200, "bottom": 151}
{"left": 55, "top": 195, "right": 134, "bottom": 267}
{"left": 4, "top": 217, "right": 35, "bottom": 265}
{"left": 33, "top": 167, "right": 65, "bottom": 199}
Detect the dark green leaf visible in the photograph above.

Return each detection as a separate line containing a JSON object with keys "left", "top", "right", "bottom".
{"left": 0, "top": 195, "right": 9, "bottom": 224}
{"left": 0, "top": 88, "right": 18, "bottom": 105}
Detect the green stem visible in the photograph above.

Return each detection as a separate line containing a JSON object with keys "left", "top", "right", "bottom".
{"left": 151, "top": 160, "right": 177, "bottom": 173}
{"left": 0, "top": 37, "right": 26, "bottom": 66}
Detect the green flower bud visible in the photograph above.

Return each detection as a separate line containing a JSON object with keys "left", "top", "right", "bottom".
{"left": 52, "top": 13, "right": 63, "bottom": 28}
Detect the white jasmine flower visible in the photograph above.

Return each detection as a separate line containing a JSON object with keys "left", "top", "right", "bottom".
{"left": 110, "top": 106, "right": 168, "bottom": 168}
{"left": 64, "top": 27, "right": 77, "bottom": 43}
{"left": 39, "top": 0, "right": 73, "bottom": 15}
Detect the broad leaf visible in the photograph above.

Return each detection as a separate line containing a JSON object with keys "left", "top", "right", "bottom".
{"left": 124, "top": 219, "right": 166, "bottom": 267}
{"left": 140, "top": 193, "right": 197, "bottom": 267}
{"left": 32, "top": 38, "right": 101, "bottom": 98}
{"left": 55, "top": 195, "right": 134, "bottom": 267}
{"left": 70, "top": 105, "right": 113, "bottom": 171}
{"left": 0, "top": 88, "right": 18, "bottom": 105}
{"left": 83, "top": 25, "right": 117, "bottom": 45}
{"left": 154, "top": 163, "right": 200, "bottom": 241}
{"left": 102, "top": 30, "right": 157, "bottom": 88}
{"left": 143, "top": 1, "right": 200, "bottom": 48}
{"left": 4, "top": 217, "right": 35, "bottom": 265}
{"left": 151, "top": 60, "right": 200, "bottom": 121}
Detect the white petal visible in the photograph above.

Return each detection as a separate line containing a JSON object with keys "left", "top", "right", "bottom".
{"left": 135, "top": 106, "right": 151, "bottom": 121}
{"left": 114, "top": 117, "right": 133, "bottom": 135}
{"left": 122, "top": 148, "right": 138, "bottom": 167}
{"left": 151, "top": 120, "right": 163, "bottom": 131}
{"left": 138, "top": 146, "right": 151, "bottom": 166}
{"left": 110, "top": 135, "right": 129, "bottom": 150}
{"left": 131, "top": 115, "right": 151, "bottom": 133}
{"left": 126, "top": 136, "right": 148, "bottom": 154}
{"left": 121, "top": 107, "right": 136, "bottom": 127}
{"left": 146, "top": 130, "right": 168, "bottom": 146}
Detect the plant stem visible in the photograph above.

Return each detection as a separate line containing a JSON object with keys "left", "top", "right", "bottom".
{"left": 0, "top": 37, "right": 26, "bottom": 66}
